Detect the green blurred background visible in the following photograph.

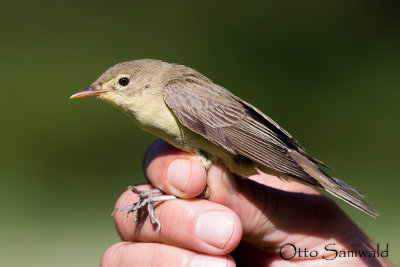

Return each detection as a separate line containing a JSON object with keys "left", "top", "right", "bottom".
{"left": 0, "top": 0, "right": 399, "bottom": 266}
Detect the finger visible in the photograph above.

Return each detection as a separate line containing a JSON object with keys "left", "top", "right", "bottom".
{"left": 143, "top": 139, "right": 316, "bottom": 199}
{"left": 101, "top": 242, "right": 236, "bottom": 267}
{"left": 142, "top": 139, "right": 351, "bottom": 254}
{"left": 248, "top": 172, "right": 318, "bottom": 194}
{"left": 113, "top": 185, "right": 243, "bottom": 256}
{"left": 143, "top": 139, "right": 207, "bottom": 198}
{"left": 205, "top": 164, "right": 352, "bottom": 252}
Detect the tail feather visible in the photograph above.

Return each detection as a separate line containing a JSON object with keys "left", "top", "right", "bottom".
{"left": 325, "top": 176, "right": 378, "bottom": 217}
{"left": 330, "top": 176, "right": 365, "bottom": 197}
{"left": 289, "top": 150, "right": 378, "bottom": 217}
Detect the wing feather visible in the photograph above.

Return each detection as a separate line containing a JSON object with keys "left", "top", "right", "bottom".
{"left": 163, "top": 74, "right": 320, "bottom": 184}
{"left": 161, "top": 68, "right": 377, "bottom": 217}
{"left": 232, "top": 96, "right": 331, "bottom": 169}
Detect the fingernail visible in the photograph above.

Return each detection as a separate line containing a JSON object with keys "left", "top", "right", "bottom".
{"left": 191, "top": 255, "right": 228, "bottom": 267}
{"left": 196, "top": 211, "right": 234, "bottom": 249}
{"left": 167, "top": 159, "right": 191, "bottom": 192}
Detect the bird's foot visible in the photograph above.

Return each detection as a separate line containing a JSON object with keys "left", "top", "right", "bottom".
{"left": 198, "top": 184, "right": 211, "bottom": 199}
{"left": 114, "top": 186, "right": 176, "bottom": 231}
{"left": 191, "top": 150, "right": 213, "bottom": 170}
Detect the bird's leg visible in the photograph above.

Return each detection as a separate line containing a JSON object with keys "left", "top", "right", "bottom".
{"left": 199, "top": 183, "right": 211, "bottom": 198}
{"left": 114, "top": 186, "right": 176, "bottom": 231}
{"left": 192, "top": 149, "right": 213, "bottom": 199}
{"left": 114, "top": 150, "right": 211, "bottom": 231}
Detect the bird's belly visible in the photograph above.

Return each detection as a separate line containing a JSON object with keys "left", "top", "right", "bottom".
{"left": 179, "top": 134, "right": 260, "bottom": 177}
{"left": 128, "top": 101, "right": 260, "bottom": 177}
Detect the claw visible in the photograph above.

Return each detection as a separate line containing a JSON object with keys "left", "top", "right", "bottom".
{"left": 113, "top": 186, "right": 176, "bottom": 231}
{"left": 147, "top": 202, "right": 161, "bottom": 231}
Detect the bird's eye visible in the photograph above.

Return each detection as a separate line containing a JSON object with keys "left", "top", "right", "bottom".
{"left": 118, "top": 77, "right": 130, "bottom": 86}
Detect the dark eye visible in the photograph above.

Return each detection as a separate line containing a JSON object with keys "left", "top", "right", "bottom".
{"left": 118, "top": 77, "right": 130, "bottom": 86}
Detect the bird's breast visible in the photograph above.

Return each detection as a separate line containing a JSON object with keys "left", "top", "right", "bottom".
{"left": 120, "top": 93, "right": 194, "bottom": 151}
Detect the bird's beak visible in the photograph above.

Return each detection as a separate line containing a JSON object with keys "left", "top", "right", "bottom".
{"left": 70, "top": 86, "right": 115, "bottom": 99}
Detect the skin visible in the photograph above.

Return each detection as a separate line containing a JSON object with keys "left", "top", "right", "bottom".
{"left": 100, "top": 139, "right": 392, "bottom": 267}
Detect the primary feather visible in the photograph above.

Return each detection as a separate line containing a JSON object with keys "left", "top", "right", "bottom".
{"left": 162, "top": 64, "right": 378, "bottom": 217}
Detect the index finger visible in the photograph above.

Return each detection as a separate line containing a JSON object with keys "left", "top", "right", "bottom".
{"left": 143, "top": 139, "right": 207, "bottom": 198}
{"left": 143, "top": 138, "right": 317, "bottom": 197}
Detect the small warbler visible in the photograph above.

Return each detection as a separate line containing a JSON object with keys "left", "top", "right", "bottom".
{"left": 71, "top": 59, "right": 377, "bottom": 230}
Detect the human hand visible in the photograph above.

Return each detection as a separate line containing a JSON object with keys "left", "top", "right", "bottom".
{"left": 101, "top": 139, "right": 392, "bottom": 267}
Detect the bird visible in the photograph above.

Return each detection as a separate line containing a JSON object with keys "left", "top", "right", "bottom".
{"left": 71, "top": 59, "right": 378, "bottom": 230}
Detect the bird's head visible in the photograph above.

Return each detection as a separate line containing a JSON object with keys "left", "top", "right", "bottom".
{"left": 70, "top": 59, "right": 166, "bottom": 107}
{"left": 70, "top": 59, "right": 186, "bottom": 141}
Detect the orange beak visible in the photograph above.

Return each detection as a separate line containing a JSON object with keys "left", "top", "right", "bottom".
{"left": 70, "top": 86, "right": 115, "bottom": 99}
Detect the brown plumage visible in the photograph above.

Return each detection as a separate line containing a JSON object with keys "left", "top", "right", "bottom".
{"left": 71, "top": 59, "right": 378, "bottom": 218}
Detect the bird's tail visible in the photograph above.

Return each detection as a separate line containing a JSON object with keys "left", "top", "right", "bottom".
{"left": 324, "top": 175, "right": 379, "bottom": 217}
{"left": 289, "top": 149, "right": 378, "bottom": 217}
